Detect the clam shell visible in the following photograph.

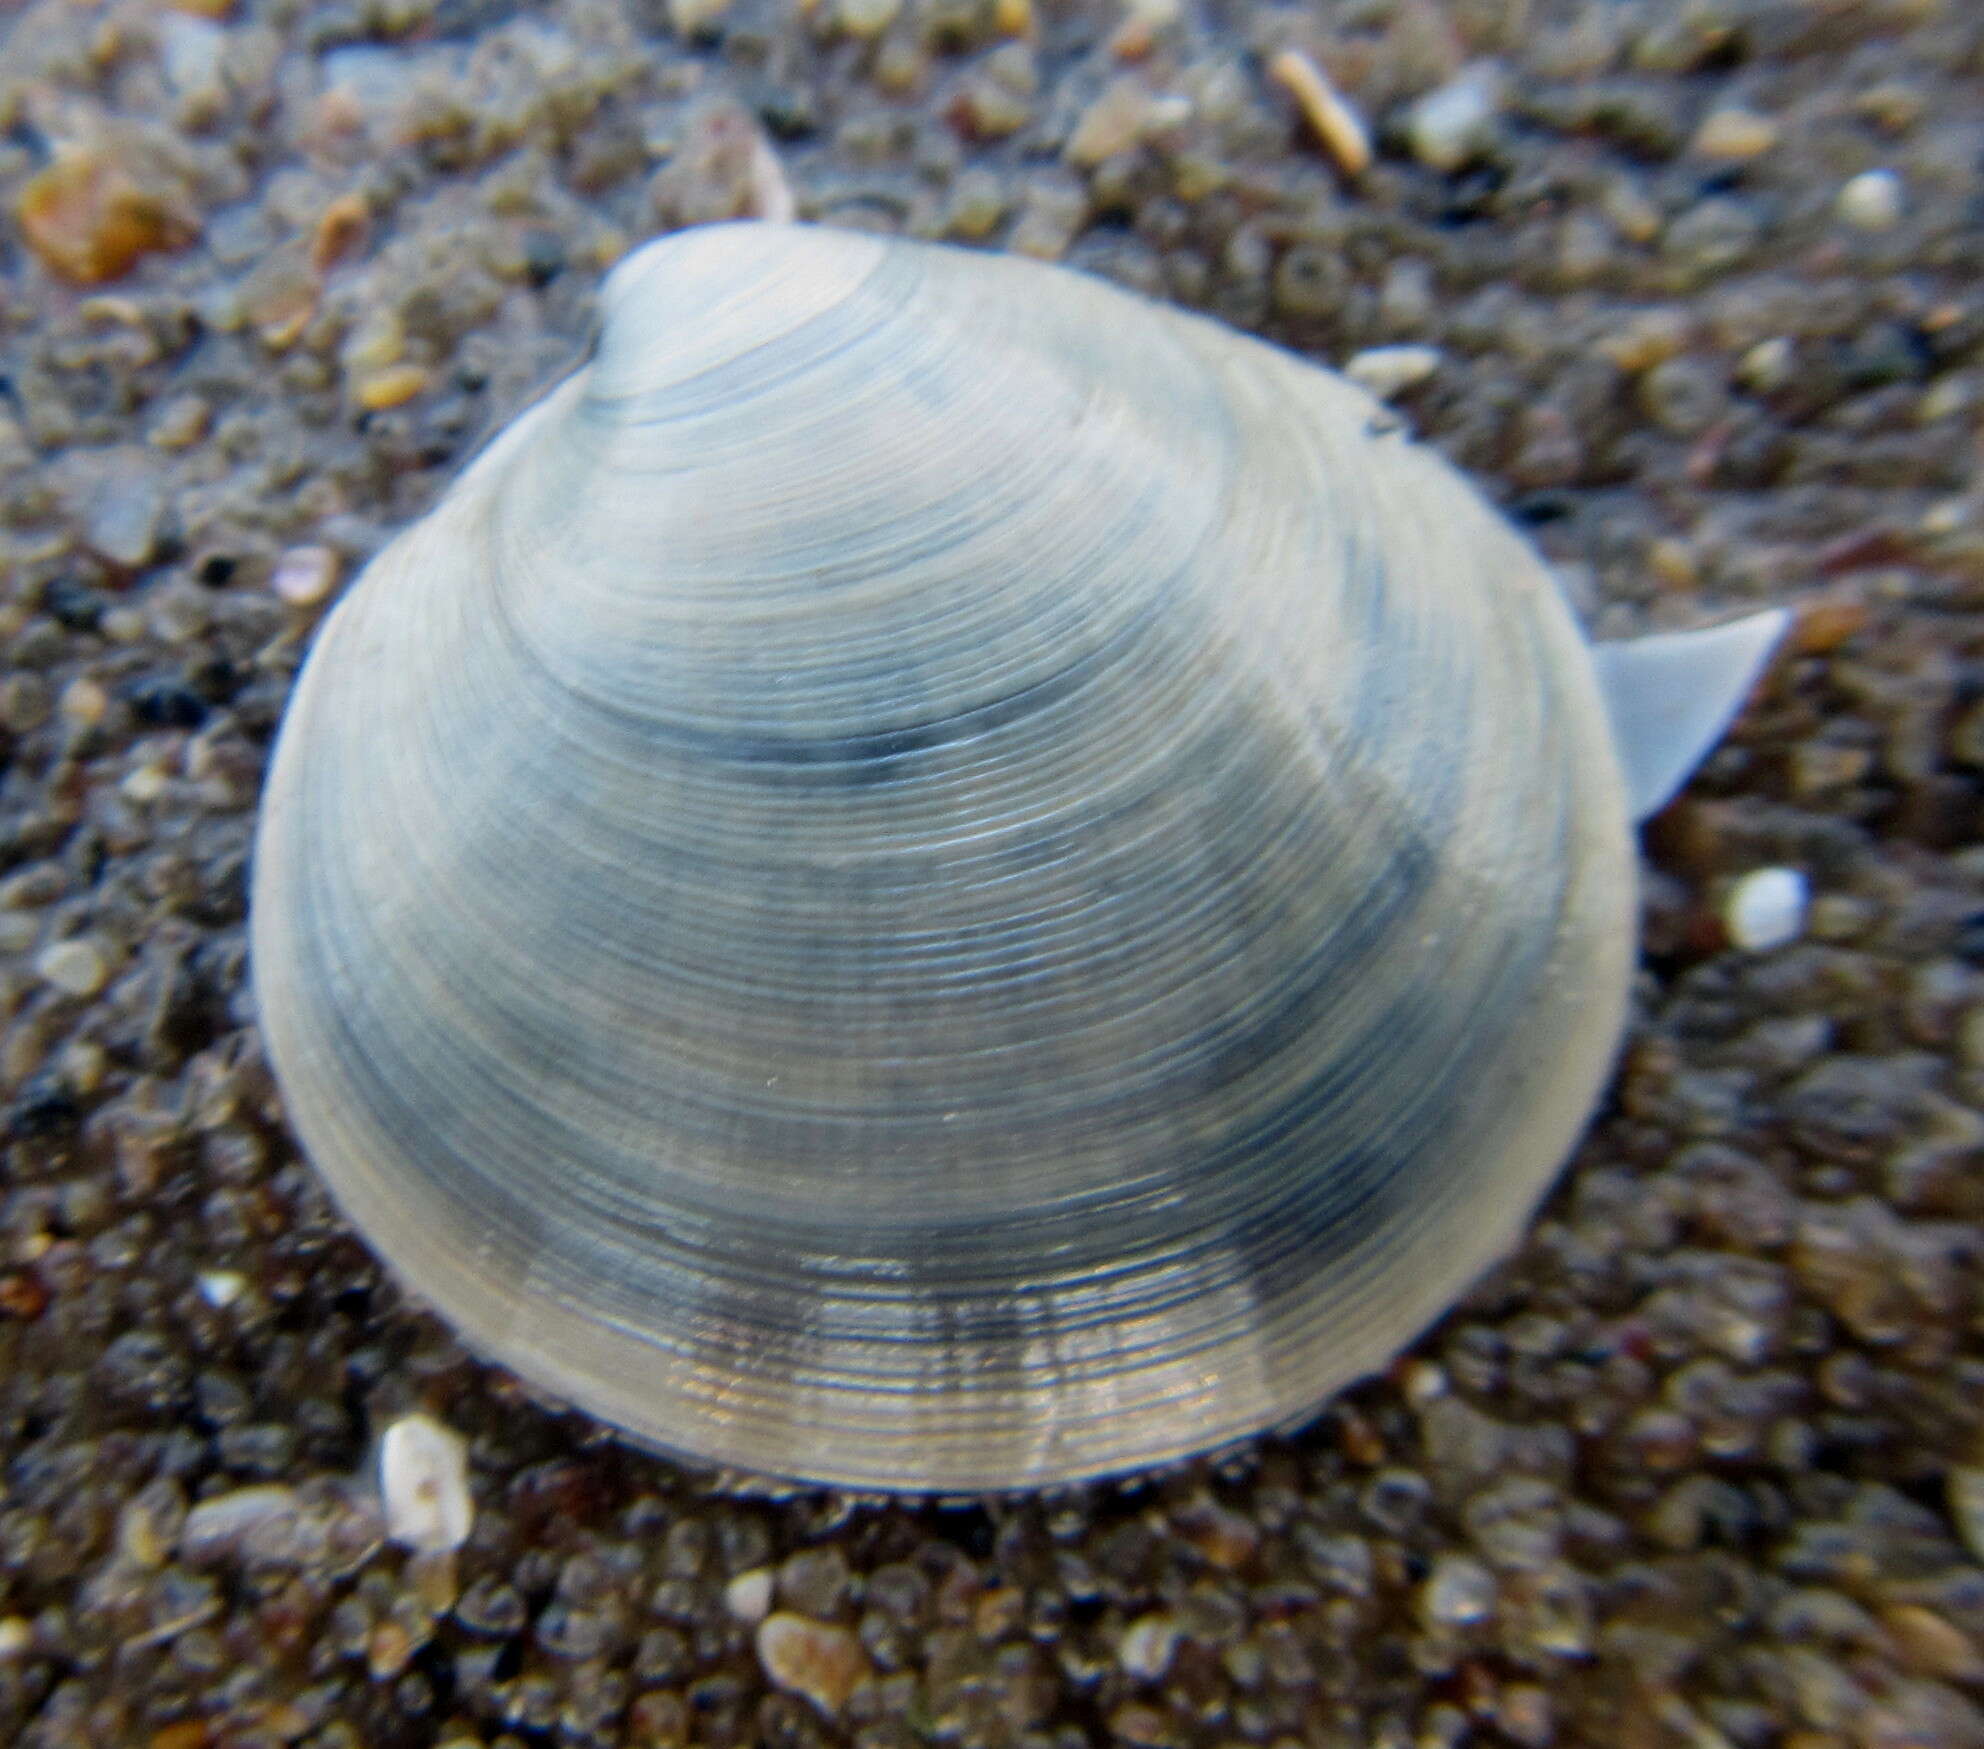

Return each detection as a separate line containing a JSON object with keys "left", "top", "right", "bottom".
{"left": 251, "top": 222, "right": 1635, "bottom": 1491}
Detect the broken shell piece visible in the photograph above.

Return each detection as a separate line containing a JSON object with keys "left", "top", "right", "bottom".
{"left": 378, "top": 1414, "right": 472, "bottom": 1553}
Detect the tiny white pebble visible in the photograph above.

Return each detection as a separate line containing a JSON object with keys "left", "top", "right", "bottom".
{"left": 725, "top": 1567, "right": 775, "bottom": 1623}
{"left": 1406, "top": 64, "right": 1502, "bottom": 173}
{"left": 1735, "top": 335, "right": 1795, "bottom": 394}
{"left": 59, "top": 1038, "right": 106, "bottom": 1093}
{"left": 197, "top": 1269, "right": 248, "bottom": 1309}
{"left": 1344, "top": 344, "right": 1443, "bottom": 400}
{"left": 121, "top": 761, "right": 172, "bottom": 803}
{"left": 1118, "top": 1611, "right": 1181, "bottom": 1680}
{"left": 1837, "top": 168, "right": 1904, "bottom": 232}
{"left": 1401, "top": 1359, "right": 1448, "bottom": 1406}
{"left": 1724, "top": 867, "right": 1809, "bottom": 952}
{"left": 0, "top": 1616, "right": 30, "bottom": 1658}
{"left": 35, "top": 936, "right": 109, "bottom": 998}
{"left": 270, "top": 544, "right": 341, "bottom": 607}
{"left": 1423, "top": 1553, "right": 1497, "bottom": 1626}
{"left": 379, "top": 1413, "right": 473, "bottom": 1553}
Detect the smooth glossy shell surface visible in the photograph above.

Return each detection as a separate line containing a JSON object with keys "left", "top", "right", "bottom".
{"left": 251, "top": 222, "right": 1636, "bottom": 1491}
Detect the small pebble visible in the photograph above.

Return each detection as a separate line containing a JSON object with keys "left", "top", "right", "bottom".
{"left": 0, "top": 675, "right": 51, "bottom": 734}
{"left": 669, "top": 0, "right": 731, "bottom": 33}
{"left": 1948, "top": 1467, "right": 1984, "bottom": 1564}
{"left": 1405, "top": 64, "right": 1502, "bottom": 173}
{"left": 158, "top": 13, "right": 226, "bottom": 103}
{"left": 197, "top": 1270, "right": 248, "bottom": 1309}
{"left": 1118, "top": 1612, "right": 1181, "bottom": 1680}
{"left": 756, "top": 1611, "right": 871, "bottom": 1716}
{"left": 1066, "top": 77, "right": 1180, "bottom": 168}
{"left": 1882, "top": 1604, "right": 1984, "bottom": 1682}
{"left": 1108, "top": 0, "right": 1179, "bottom": 59}
{"left": 837, "top": 0, "right": 900, "bottom": 39}
{"left": 353, "top": 364, "right": 431, "bottom": 412}
{"left": 15, "top": 148, "right": 193, "bottom": 284}
{"left": 379, "top": 1413, "right": 473, "bottom": 1553}
{"left": 1736, "top": 336, "right": 1795, "bottom": 394}
{"left": 75, "top": 449, "right": 167, "bottom": 568}
{"left": 180, "top": 1485, "right": 312, "bottom": 1566}
{"left": 1267, "top": 49, "right": 1372, "bottom": 176}
{"left": 122, "top": 758, "right": 172, "bottom": 803}
{"left": 1422, "top": 1554, "right": 1497, "bottom": 1626}
{"left": 1837, "top": 169, "right": 1904, "bottom": 232}
{"left": 1344, "top": 345, "right": 1442, "bottom": 399}
{"left": 0, "top": 1618, "right": 30, "bottom": 1659}
{"left": 1723, "top": 868, "right": 1809, "bottom": 952}
{"left": 724, "top": 1568, "right": 774, "bottom": 1623}
{"left": 36, "top": 937, "right": 111, "bottom": 998}
{"left": 150, "top": 393, "right": 211, "bottom": 450}
{"left": 1691, "top": 109, "right": 1778, "bottom": 161}
{"left": 309, "top": 193, "right": 371, "bottom": 274}
{"left": 270, "top": 545, "right": 341, "bottom": 607}
{"left": 59, "top": 677, "right": 110, "bottom": 727}
{"left": 993, "top": 0, "right": 1033, "bottom": 36}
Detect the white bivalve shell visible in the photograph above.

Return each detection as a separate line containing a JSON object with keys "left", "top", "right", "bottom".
{"left": 251, "top": 222, "right": 1772, "bottom": 1492}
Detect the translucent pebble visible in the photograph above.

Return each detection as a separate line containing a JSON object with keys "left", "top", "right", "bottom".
{"left": 1837, "top": 169, "right": 1903, "bottom": 232}
{"left": 1692, "top": 108, "right": 1778, "bottom": 161}
{"left": 180, "top": 1485, "right": 304, "bottom": 1564}
{"left": 197, "top": 1270, "right": 248, "bottom": 1308}
{"left": 756, "top": 1612, "right": 870, "bottom": 1716}
{"left": 1724, "top": 867, "right": 1808, "bottom": 952}
{"left": 1406, "top": 64, "right": 1502, "bottom": 173}
{"left": 1344, "top": 345, "right": 1443, "bottom": 400}
{"left": 1422, "top": 1553, "right": 1497, "bottom": 1625}
{"left": 270, "top": 545, "right": 341, "bottom": 607}
{"left": 36, "top": 937, "right": 109, "bottom": 998}
{"left": 1118, "top": 1612, "right": 1181, "bottom": 1679}
{"left": 724, "top": 1568, "right": 774, "bottom": 1623}
{"left": 838, "top": 0, "right": 900, "bottom": 39}
{"left": 1948, "top": 1467, "right": 1984, "bottom": 1564}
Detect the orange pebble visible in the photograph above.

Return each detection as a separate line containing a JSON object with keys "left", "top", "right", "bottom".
{"left": 16, "top": 150, "right": 193, "bottom": 285}
{"left": 310, "top": 193, "right": 371, "bottom": 274}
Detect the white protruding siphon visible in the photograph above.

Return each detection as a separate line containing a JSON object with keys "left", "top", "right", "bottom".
{"left": 1591, "top": 608, "right": 1791, "bottom": 822}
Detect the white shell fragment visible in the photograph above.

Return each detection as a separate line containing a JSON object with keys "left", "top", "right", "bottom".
{"left": 1343, "top": 344, "right": 1443, "bottom": 400}
{"left": 378, "top": 1414, "right": 473, "bottom": 1553}
{"left": 1724, "top": 867, "right": 1809, "bottom": 952}
{"left": 252, "top": 223, "right": 1778, "bottom": 1492}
